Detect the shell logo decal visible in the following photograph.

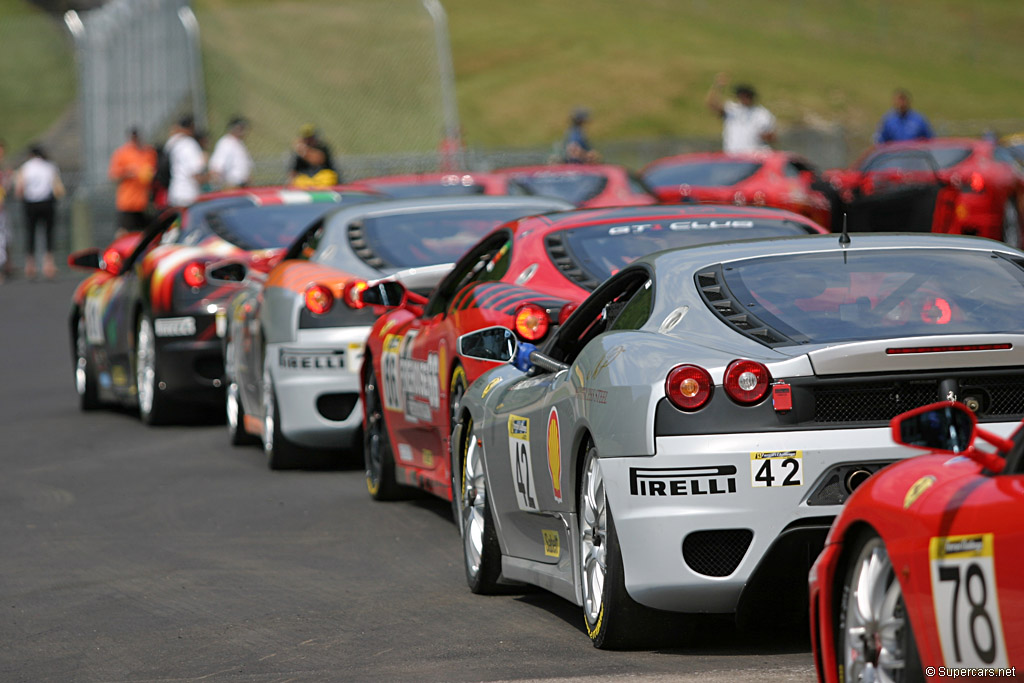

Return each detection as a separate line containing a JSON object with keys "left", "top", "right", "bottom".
{"left": 547, "top": 407, "right": 562, "bottom": 503}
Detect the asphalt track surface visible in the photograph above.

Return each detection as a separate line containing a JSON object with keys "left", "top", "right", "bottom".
{"left": 0, "top": 274, "right": 817, "bottom": 682}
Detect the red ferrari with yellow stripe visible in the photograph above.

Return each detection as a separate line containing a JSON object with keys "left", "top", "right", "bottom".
{"left": 67, "top": 188, "right": 377, "bottom": 424}
{"left": 360, "top": 205, "right": 827, "bottom": 502}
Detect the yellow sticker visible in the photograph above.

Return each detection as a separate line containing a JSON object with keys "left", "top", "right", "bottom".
{"left": 542, "top": 530, "right": 560, "bottom": 558}
{"left": 382, "top": 334, "right": 402, "bottom": 353}
{"left": 379, "top": 319, "right": 396, "bottom": 337}
{"left": 481, "top": 376, "right": 501, "bottom": 398}
{"left": 929, "top": 533, "right": 993, "bottom": 560}
{"left": 904, "top": 475, "right": 936, "bottom": 509}
{"left": 508, "top": 414, "right": 529, "bottom": 440}
{"left": 111, "top": 365, "right": 128, "bottom": 386}
{"left": 422, "top": 449, "right": 434, "bottom": 467}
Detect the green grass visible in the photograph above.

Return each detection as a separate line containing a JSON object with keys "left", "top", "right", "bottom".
{"left": 0, "top": 0, "right": 75, "bottom": 153}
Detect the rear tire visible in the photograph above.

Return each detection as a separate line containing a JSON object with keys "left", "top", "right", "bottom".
{"left": 363, "top": 363, "right": 407, "bottom": 500}
{"left": 1002, "top": 199, "right": 1021, "bottom": 249}
{"left": 448, "top": 364, "right": 468, "bottom": 520}
{"left": 835, "top": 530, "right": 925, "bottom": 683}
{"left": 136, "top": 314, "right": 177, "bottom": 425}
{"left": 74, "top": 315, "right": 100, "bottom": 411}
{"left": 262, "top": 360, "right": 301, "bottom": 469}
{"left": 225, "top": 338, "right": 258, "bottom": 446}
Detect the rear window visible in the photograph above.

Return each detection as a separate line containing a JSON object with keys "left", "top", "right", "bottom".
{"left": 369, "top": 181, "right": 486, "bottom": 199}
{"left": 209, "top": 202, "right": 359, "bottom": 251}
{"left": 862, "top": 147, "right": 972, "bottom": 172}
{"left": 713, "top": 248, "right": 1024, "bottom": 345}
{"left": 643, "top": 160, "right": 761, "bottom": 188}
{"left": 552, "top": 219, "right": 814, "bottom": 285}
{"left": 508, "top": 173, "right": 608, "bottom": 205}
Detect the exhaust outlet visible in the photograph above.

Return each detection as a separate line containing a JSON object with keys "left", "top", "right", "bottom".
{"left": 844, "top": 469, "right": 872, "bottom": 494}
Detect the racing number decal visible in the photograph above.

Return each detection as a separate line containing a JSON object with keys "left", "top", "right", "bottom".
{"left": 929, "top": 534, "right": 1008, "bottom": 668}
{"left": 380, "top": 335, "right": 402, "bottom": 412}
{"left": 750, "top": 451, "right": 803, "bottom": 487}
{"left": 84, "top": 292, "right": 105, "bottom": 344}
{"left": 508, "top": 415, "right": 539, "bottom": 511}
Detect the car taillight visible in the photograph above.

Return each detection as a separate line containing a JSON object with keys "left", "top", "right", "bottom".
{"left": 305, "top": 284, "right": 334, "bottom": 314}
{"left": 183, "top": 261, "right": 206, "bottom": 288}
{"left": 343, "top": 280, "right": 368, "bottom": 309}
{"left": 969, "top": 172, "right": 985, "bottom": 192}
{"left": 665, "top": 364, "right": 713, "bottom": 411}
{"left": 514, "top": 303, "right": 549, "bottom": 341}
{"left": 558, "top": 302, "right": 579, "bottom": 325}
{"left": 723, "top": 359, "right": 771, "bottom": 405}
{"left": 102, "top": 248, "right": 122, "bottom": 275}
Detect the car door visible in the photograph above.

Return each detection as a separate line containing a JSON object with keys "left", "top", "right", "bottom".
{"left": 489, "top": 267, "right": 655, "bottom": 565}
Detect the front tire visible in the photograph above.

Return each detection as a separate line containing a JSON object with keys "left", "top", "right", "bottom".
{"left": 1002, "top": 199, "right": 1021, "bottom": 249}
{"left": 363, "top": 363, "right": 406, "bottom": 500}
{"left": 74, "top": 314, "right": 100, "bottom": 410}
{"left": 457, "top": 416, "right": 503, "bottom": 594}
{"left": 579, "top": 442, "right": 666, "bottom": 649}
{"left": 835, "top": 530, "right": 925, "bottom": 683}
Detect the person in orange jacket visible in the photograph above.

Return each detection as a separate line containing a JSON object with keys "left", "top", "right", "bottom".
{"left": 108, "top": 127, "right": 157, "bottom": 235}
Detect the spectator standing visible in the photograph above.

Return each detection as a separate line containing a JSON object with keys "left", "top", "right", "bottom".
{"left": 209, "top": 116, "right": 252, "bottom": 190}
{"left": 0, "top": 139, "right": 10, "bottom": 282}
{"left": 164, "top": 115, "right": 206, "bottom": 209}
{"left": 875, "top": 89, "right": 934, "bottom": 144}
{"left": 289, "top": 125, "right": 339, "bottom": 187}
{"left": 15, "top": 144, "right": 65, "bottom": 280}
{"left": 108, "top": 127, "right": 157, "bottom": 235}
{"left": 562, "top": 108, "right": 600, "bottom": 164}
{"left": 706, "top": 73, "right": 777, "bottom": 154}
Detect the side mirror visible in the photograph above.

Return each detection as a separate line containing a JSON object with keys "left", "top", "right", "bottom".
{"left": 68, "top": 248, "right": 101, "bottom": 271}
{"left": 361, "top": 281, "right": 407, "bottom": 308}
{"left": 458, "top": 326, "right": 517, "bottom": 363}
{"left": 891, "top": 402, "right": 976, "bottom": 454}
{"left": 207, "top": 261, "right": 248, "bottom": 283}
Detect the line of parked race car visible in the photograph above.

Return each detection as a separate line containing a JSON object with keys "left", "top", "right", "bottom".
{"left": 69, "top": 142, "right": 1024, "bottom": 680}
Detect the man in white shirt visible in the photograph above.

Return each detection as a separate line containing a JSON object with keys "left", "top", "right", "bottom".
{"left": 165, "top": 115, "right": 206, "bottom": 208}
{"left": 209, "top": 116, "right": 253, "bottom": 190}
{"left": 14, "top": 145, "right": 65, "bottom": 279}
{"left": 706, "top": 73, "right": 777, "bottom": 154}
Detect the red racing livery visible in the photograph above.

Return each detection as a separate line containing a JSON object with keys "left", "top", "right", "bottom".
{"left": 810, "top": 402, "right": 1024, "bottom": 682}
{"left": 360, "top": 204, "right": 827, "bottom": 502}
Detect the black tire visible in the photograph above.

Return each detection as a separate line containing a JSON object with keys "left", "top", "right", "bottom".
{"left": 834, "top": 530, "right": 925, "bottom": 683}
{"left": 448, "top": 364, "right": 468, "bottom": 522}
{"left": 74, "top": 314, "right": 100, "bottom": 411}
{"left": 579, "top": 442, "right": 670, "bottom": 649}
{"left": 262, "top": 361, "right": 301, "bottom": 470}
{"left": 136, "top": 314, "right": 177, "bottom": 425}
{"left": 455, "top": 415, "right": 503, "bottom": 594}
{"left": 1002, "top": 199, "right": 1021, "bottom": 249}
{"left": 363, "top": 362, "right": 407, "bottom": 500}
{"left": 225, "top": 338, "right": 258, "bottom": 446}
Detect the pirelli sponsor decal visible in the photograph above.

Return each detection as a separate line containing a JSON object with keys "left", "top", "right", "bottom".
{"left": 154, "top": 316, "right": 196, "bottom": 337}
{"left": 279, "top": 347, "right": 345, "bottom": 370}
{"left": 629, "top": 465, "right": 738, "bottom": 496}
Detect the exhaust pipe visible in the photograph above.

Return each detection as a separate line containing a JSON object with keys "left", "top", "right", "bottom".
{"left": 844, "top": 469, "right": 872, "bottom": 494}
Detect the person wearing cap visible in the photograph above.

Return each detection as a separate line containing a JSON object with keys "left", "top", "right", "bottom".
{"left": 562, "top": 108, "right": 600, "bottom": 164}
{"left": 209, "top": 116, "right": 253, "bottom": 190}
{"left": 874, "top": 89, "right": 933, "bottom": 144}
{"left": 706, "top": 73, "right": 777, "bottom": 154}
{"left": 108, "top": 126, "right": 157, "bottom": 235}
{"left": 289, "top": 124, "right": 338, "bottom": 186}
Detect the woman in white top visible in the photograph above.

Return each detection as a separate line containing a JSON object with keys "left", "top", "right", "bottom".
{"left": 15, "top": 145, "right": 65, "bottom": 280}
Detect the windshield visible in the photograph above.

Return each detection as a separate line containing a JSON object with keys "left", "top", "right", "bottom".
{"left": 716, "top": 248, "right": 1024, "bottom": 345}
{"left": 555, "top": 219, "right": 815, "bottom": 283}
{"left": 176, "top": 197, "right": 254, "bottom": 245}
{"left": 208, "top": 203, "right": 351, "bottom": 251}
{"left": 862, "top": 147, "right": 972, "bottom": 172}
{"left": 318, "top": 204, "right": 556, "bottom": 270}
{"left": 508, "top": 172, "right": 608, "bottom": 205}
{"left": 643, "top": 160, "right": 761, "bottom": 188}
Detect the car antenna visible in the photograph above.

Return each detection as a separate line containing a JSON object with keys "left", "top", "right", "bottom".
{"left": 839, "top": 212, "right": 850, "bottom": 247}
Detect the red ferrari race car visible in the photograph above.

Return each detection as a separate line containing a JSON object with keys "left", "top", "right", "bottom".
{"left": 810, "top": 402, "right": 1024, "bottom": 682}
{"left": 492, "top": 164, "right": 657, "bottom": 208}
{"left": 640, "top": 151, "right": 836, "bottom": 229}
{"left": 67, "top": 187, "right": 377, "bottom": 424}
{"left": 360, "top": 204, "right": 827, "bottom": 502}
{"left": 825, "top": 138, "right": 1024, "bottom": 246}
{"left": 346, "top": 171, "right": 518, "bottom": 199}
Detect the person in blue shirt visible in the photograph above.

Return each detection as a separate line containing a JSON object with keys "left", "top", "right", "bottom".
{"left": 562, "top": 108, "right": 600, "bottom": 164}
{"left": 875, "top": 89, "right": 934, "bottom": 144}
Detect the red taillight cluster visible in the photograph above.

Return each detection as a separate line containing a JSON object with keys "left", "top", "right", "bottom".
{"left": 665, "top": 365, "right": 713, "bottom": 411}
{"left": 343, "top": 280, "right": 369, "bottom": 309}
{"left": 665, "top": 360, "right": 772, "bottom": 411}
{"left": 183, "top": 261, "right": 206, "bottom": 288}
{"left": 102, "top": 248, "right": 123, "bottom": 275}
{"left": 969, "top": 172, "right": 985, "bottom": 193}
{"left": 514, "top": 303, "right": 550, "bottom": 341}
{"left": 304, "top": 284, "right": 334, "bottom": 314}
{"left": 557, "top": 302, "right": 578, "bottom": 325}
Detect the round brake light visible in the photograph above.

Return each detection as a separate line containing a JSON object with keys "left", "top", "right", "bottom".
{"left": 514, "top": 303, "right": 550, "bottom": 341}
{"left": 665, "top": 364, "right": 713, "bottom": 411}
{"left": 723, "top": 359, "right": 771, "bottom": 405}
{"left": 102, "top": 248, "right": 123, "bottom": 275}
{"left": 305, "top": 284, "right": 334, "bottom": 315}
{"left": 343, "top": 280, "right": 369, "bottom": 309}
{"left": 183, "top": 261, "right": 206, "bottom": 288}
{"left": 557, "top": 302, "right": 579, "bottom": 326}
